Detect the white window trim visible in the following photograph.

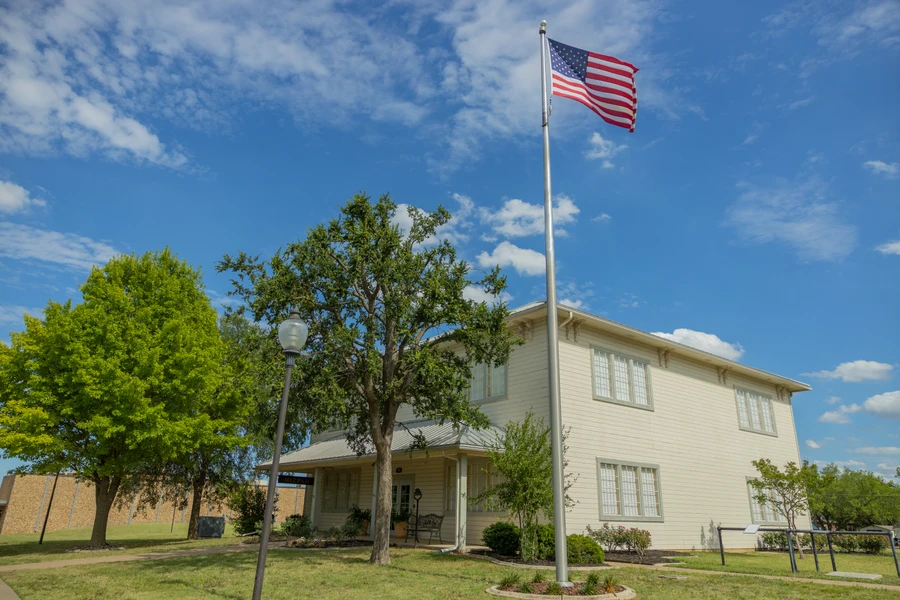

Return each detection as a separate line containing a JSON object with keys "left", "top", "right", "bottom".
{"left": 590, "top": 346, "right": 654, "bottom": 411}
{"left": 321, "top": 468, "right": 361, "bottom": 513}
{"left": 468, "top": 362, "right": 509, "bottom": 405}
{"left": 596, "top": 458, "right": 664, "bottom": 522}
{"left": 734, "top": 387, "right": 778, "bottom": 437}
{"left": 746, "top": 477, "right": 787, "bottom": 525}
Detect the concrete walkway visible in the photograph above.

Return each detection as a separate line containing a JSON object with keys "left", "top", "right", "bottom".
{"left": 0, "top": 579, "right": 19, "bottom": 600}
{"left": 607, "top": 560, "right": 900, "bottom": 592}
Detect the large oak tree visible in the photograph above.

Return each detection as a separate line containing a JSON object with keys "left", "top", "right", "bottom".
{"left": 219, "top": 193, "right": 517, "bottom": 564}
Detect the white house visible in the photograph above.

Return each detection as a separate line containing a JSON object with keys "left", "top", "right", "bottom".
{"left": 267, "top": 302, "right": 811, "bottom": 550}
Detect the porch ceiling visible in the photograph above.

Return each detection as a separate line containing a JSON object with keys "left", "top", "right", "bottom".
{"left": 258, "top": 420, "right": 505, "bottom": 470}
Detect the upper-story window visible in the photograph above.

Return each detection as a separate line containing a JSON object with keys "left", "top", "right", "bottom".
{"left": 592, "top": 347, "right": 653, "bottom": 410}
{"left": 468, "top": 362, "right": 507, "bottom": 403}
{"left": 735, "top": 388, "right": 777, "bottom": 436}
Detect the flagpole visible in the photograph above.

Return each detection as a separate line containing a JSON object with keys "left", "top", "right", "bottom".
{"left": 539, "top": 19, "right": 570, "bottom": 587}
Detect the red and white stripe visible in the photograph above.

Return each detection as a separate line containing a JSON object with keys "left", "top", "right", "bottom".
{"left": 552, "top": 52, "right": 638, "bottom": 132}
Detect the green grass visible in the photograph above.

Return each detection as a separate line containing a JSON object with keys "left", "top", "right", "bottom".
{"left": 2, "top": 547, "right": 899, "bottom": 600}
{"left": 674, "top": 550, "right": 900, "bottom": 586}
{"left": 0, "top": 523, "right": 241, "bottom": 566}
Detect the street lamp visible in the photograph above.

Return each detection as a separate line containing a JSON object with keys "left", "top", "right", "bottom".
{"left": 252, "top": 308, "right": 308, "bottom": 600}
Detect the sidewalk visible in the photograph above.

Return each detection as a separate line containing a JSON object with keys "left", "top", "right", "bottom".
{"left": 606, "top": 560, "right": 900, "bottom": 593}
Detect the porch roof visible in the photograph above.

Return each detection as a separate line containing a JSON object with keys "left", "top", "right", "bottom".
{"left": 259, "top": 420, "right": 504, "bottom": 470}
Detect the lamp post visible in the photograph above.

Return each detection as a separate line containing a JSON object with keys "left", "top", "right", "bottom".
{"left": 252, "top": 309, "right": 308, "bottom": 600}
{"left": 413, "top": 488, "right": 422, "bottom": 545}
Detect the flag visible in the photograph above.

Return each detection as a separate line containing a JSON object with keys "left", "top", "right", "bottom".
{"left": 548, "top": 38, "right": 638, "bottom": 132}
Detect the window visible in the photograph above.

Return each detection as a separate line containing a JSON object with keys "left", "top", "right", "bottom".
{"left": 735, "top": 388, "right": 777, "bottom": 435}
{"left": 596, "top": 460, "right": 663, "bottom": 521}
{"left": 592, "top": 348, "right": 652, "bottom": 409}
{"left": 444, "top": 460, "right": 505, "bottom": 512}
{"left": 747, "top": 479, "right": 785, "bottom": 524}
{"left": 468, "top": 362, "right": 507, "bottom": 403}
{"left": 321, "top": 469, "right": 360, "bottom": 511}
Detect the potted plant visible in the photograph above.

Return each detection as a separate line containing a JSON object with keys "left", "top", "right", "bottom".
{"left": 391, "top": 508, "right": 411, "bottom": 539}
{"left": 348, "top": 505, "right": 372, "bottom": 536}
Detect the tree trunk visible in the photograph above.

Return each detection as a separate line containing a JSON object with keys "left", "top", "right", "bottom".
{"left": 789, "top": 515, "right": 804, "bottom": 559}
{"left": 187, "top": 463, "right": 208, "bottom": 540}
{"left": 90, "top": 476, "right": 121, "bottom": 547}
{"left": 369, "top": 444, "right": 394, "bottom": 565}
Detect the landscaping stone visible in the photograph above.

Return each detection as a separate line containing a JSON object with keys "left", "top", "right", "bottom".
{"left": 825, "top": 571, "right": 882, "bottom": 581}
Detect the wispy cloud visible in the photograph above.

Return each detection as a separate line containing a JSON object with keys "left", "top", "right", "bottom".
{"left": 805, "top": 439, "right": 821, "bottom": 449}
{"left": 804, "top": 360, "right": 893, "bottom": 382}
{"left": 0, "top": 180, "right": 46, "bottom": 215}
{"left": 591, "top": 213, "right": 612, "bottom": 223}
{"left": 0, "top": 304, "right": 43, "bottom": 326}
{"left": 651, "top": 328, "right": 745, "bottom": 361}
{"left": 462, "top": 284, "right": 513, "bottom": 305}
{"left": 863, "top": 160, "right": 899, "bottom": 178}
{"left": 818, "top": 403, "right": 862, "bottom": 425}
{"left": 584, "top": 132, "right": 627, "bottom": 168}
{"left": 479, "top": 195, "right": 579, "bottom": 238}
{"left": 724, "top": 176, "right": 856, "bottom": 261}
{"left": 0, "top": 222, "right": 118, "bottom": 271}
{"left": 876, "top": 240, "right": 900, "bottom": 255}
{"left": 851, "top": 446, "right": 900, "bottom": 455}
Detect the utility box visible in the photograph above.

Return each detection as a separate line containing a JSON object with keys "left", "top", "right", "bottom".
{"left": 197, "top": 516, "right": 225, "bottom": 538}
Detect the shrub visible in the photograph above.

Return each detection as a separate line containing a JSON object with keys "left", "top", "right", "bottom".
{"left": 567, "top": 534, "right": 605, "bottom": 565}
{"left": 531, "top": 524, "right": 556, "bottom": 561}
{"left": 586, "top": 523, "right": 619, "bottom": 553}
{"left": 281, "top": 514, "right": 314, "bottom": 538}
{"left": 582, "top": 572, "right": 601, "bottom": 594}
{"left": 601, "top": 574, "right": 619, "bottom": 594}
{"left": 230, "top": 485, "right": 274, "bottom": 536}
{"left": 498, "top": 572, "right": 520, "bottom": 590}
{"left": 483, "top": 521, "right": 522, "bottom": 556}
{"left": 759, "top": 531, "right": 788, "bottom": 551}
{"left": 322, "top": 525, "right": 346, "bottom": 543}
{"left": 833, "top": 534, "right": 859, "bottom": 553}
{"left": 795, "top": 533, "right": 811, "bottom": 549}
{"left": 627, "top": 528, "right": 652, "bottom": 560}
{"left": 544, "top": 582, "right": 563, "bottom": 595}
{"left": 344, "top": 505, "right": 371, "bottom": 536}
{"left": 859, "top": 535, "right": 888, "bottom": 555}
{"left": 531, "top": 570, "right": 548, "bottom": 584}
{"left": 518, "top": 582, "right": 534, "bottom": 594}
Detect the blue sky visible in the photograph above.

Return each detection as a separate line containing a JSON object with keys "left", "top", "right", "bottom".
{"left": 0, "top": 0, "right": 898, "bottom": 480}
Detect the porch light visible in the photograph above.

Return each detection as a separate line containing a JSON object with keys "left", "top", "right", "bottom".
{"left": 414, "top": 488, "right": 423, "bottom": 502}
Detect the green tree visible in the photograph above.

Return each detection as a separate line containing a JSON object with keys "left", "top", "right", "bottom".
{"left": 810, "top": 464, "right": 900, "bottom": 530}
{"left": 0, "top": 250, "right": 222, "bottom": 546}
{"left": 750, "top": 459, "right": 818, "bottom": 558}
{"left": 473, "top": 412, "right": 574, "bottom": 560}
{"left": 219, "top": 193, "right": 517, "bottom": 564}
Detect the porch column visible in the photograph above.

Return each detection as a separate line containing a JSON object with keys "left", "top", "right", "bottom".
{"left": 370, "top": 463, "right": 378, "bottom": 542}
{"left": 457, "top": 453, "right": 467, "bottom": 550}
{"left": 309, "top": 467, "right": 323, "bottom": 529}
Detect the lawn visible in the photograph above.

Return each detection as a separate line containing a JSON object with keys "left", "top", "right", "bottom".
{"left": 0, "top": 523, "right": 241, "bottom": 566}
{"left": 3, "top": 547, "right": 900, "bottom": 600}
{"left": 674, "top": 550, "right": 900, "bottom": 586}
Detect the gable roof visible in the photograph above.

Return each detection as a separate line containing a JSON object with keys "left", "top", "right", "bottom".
{"left": 509, "top": 301, "right": 811, "bottom": 394}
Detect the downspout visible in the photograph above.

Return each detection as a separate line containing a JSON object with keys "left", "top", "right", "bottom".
{"left": 559, "top": 310, "right": 574, "bottom": 332}
{"left": 436, "top": 452, "right": 460, "bottom": 554}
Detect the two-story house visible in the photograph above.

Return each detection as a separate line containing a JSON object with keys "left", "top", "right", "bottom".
{"left": 268, "top": 301, "right": 811, "bottom": 550}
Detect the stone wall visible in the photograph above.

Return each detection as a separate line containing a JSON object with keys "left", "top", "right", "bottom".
{"left": 0, "top": 474, "right": 305, "bottom": 535}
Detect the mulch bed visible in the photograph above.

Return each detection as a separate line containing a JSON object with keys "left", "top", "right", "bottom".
{"left": 66, "top": 545, "right": 127, "bottom": 553}
{"left": 285, "top": 538, "right": 374, "bottom": 549}
{"left": 473, "top": 550, "right": 606, "bottom": 568}
{"left": 603, "top": 549, "right": 686, "bottom": 565}
{"left": 502, "top": 583, "right": 627, "bottom": 596}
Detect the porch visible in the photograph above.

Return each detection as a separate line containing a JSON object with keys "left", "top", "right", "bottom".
{"left": 258, "top": 420, "right": 506, "bottom": 550}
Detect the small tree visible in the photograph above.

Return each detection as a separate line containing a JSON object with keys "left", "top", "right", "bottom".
{"left": 219, "top": 193, "right": 518, "bottom": 565}
{"left": 750, "top": 459, "right": 818, "bottom": 558}
{"left": 473, "top": 412, "right": 574, "bottom": 560}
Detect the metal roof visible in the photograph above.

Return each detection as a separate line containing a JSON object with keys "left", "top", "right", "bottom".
{"left": 259, "top": 420, "right": 504, "bottom": 469}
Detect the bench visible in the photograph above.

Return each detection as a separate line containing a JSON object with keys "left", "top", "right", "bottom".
{"left": 407, "top": 513, "right": 444, "bottom": 544}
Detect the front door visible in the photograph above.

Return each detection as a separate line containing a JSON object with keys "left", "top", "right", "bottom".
{"left": 391, "top": 476, "right": 414, "bottom": 534}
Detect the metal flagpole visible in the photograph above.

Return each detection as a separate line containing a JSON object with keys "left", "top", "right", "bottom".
{"left": 539, "top": 19, "right": 570, "bottom": 587}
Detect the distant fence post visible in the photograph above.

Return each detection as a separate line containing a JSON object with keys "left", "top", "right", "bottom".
{"left": 826, "top": 532, "right": 836, "bottom": 571}
{"left": 889, "top": 532, "right": 900, "bottom": 578}
{"left": 809, "top": 530, "right": 819, "bottom": 572}
{"left": 786, "top": 530, "right": 797, "bottom": 573}
{"left": 717, "top": 526, "right": 725, "bottom": 566}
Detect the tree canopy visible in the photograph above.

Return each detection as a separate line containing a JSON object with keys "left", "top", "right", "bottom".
{"left": 750, "top": 459, "right": 818, "bottom": 558}
{"left": 219, "top": 192, "right": 518, "bottom": 564}
{"left": 0, "top": 249, "right": 222, "bottom": 545}
{"left": 809, "top": 464, "right": 900, "bottom": 531}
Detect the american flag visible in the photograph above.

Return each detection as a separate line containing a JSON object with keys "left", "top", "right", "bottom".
{"left": 548, "top": 38, "right": 638, "bottom": 132}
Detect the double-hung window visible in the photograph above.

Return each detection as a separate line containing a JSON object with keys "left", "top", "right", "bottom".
{"left": 592, "top": 348, "right": 653, "bottom": 409}
{"left": 468, "top": 362, "right": 507, "bottom": 403}
{"left": 321, "top": 469, "right": 360, "bottom": 512}
{"left": 596, "top": 460, "right": 663, "bottom": 521}
{"left": 747, "top": 479, "right": 785, "bottom": 524}
{"left": 735, "top": 388, "right": 777, "bottom": 435}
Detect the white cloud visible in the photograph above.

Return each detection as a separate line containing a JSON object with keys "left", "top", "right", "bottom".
{"left": 651, "top": 328, "right": 744, "bottom": 361}
{"left": 591, "top": 213, "right": 612, "bottom": 223}
{"left": 863, "top": 160, "right": 899, "bottom": 178}
{"left": 818, "top": 403, "right": 862, "bottom": 425}
{"left": 876, "top": 240, "right": 900, "bottom": 255}
{"left": 584, "top": 132, "right": 627, "bottom": 167}
{"left": 725, "top": 177, "right": 856, "bottom": 261}
{"left": 825, "top": 396, "right": 841, "bottom": 405}
{"left": 862, "top": 390, "right": 900, "bottom": 418}
{"left": 476, "top": 241, "right": 545, "bottom": 276}
{"left": 0, "top": 222, "right": 118, "bottom": 270}
{"left": 784, "top": 96, "right": 815, "bottom": 111}
{"left": 851, "top": 446, "right": 900, "bottom": 455}
{"left": 392, "top": 193, "right": 474, "bottom": 247}
{"left": 804, "top": 360, "right": 894, "bottom": 382}
{"left": 0, "top": 180, "right": 46, "bottom": 214}
{"left": 556, "top": 280, "right": 595, "bottom": 311}
{"left": 813, "top": 459, "right": 866, "bottom": 469}
{"left": 479, "top": 195, "right": 579, "bottom": 238}
{"left": 462, "top": 284, "right": 512, "bottom": 305}
{"left": 766, "top": 2, "right": 900, "bottom": 53}
{"left": 805, "top": 440, "right": 821, "bottom": 449}
{"left": 0, "top": 305, "right": 42, "bottom": 326}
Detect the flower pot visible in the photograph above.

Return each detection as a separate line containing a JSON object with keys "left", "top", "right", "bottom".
{"left": 361, "top": 520, "right": 370, "bottom": 536}
{"left": 394, "top": 522, "right": 408, "bottom": 539}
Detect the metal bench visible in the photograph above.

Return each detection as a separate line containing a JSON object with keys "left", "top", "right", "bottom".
{"left": 407, "top": 513, "right": 444, "bottom": 544}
